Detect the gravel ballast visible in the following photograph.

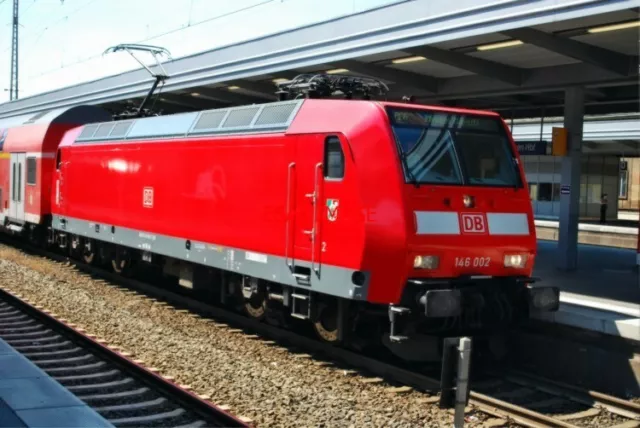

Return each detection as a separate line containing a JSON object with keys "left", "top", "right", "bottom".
{"left": 0, "top": 245, "right": 500, "bottom": 427}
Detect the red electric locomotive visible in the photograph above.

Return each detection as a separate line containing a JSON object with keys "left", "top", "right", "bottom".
{"left": 2, "top": 75, "right": 559, "bottom": 359}
{"left": 43, "top": 75, "right": 559, "bottom": 359}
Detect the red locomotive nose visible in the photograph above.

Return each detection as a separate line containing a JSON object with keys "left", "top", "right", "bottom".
{"left": 385, "top": 105, "right": 536, "bottom": 283}
{"left": 406, "top": 185, "right": 536, "bottom": 280}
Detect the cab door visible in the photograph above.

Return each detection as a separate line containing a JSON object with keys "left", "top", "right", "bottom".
{"left": 317, "top": 136, "right": 347, "bottom": 266}
{"left": 288, "top": 135, "right": 325, "bottom": 280}
{"left": 9, "top": 153, "right": 26, "bottom": 222}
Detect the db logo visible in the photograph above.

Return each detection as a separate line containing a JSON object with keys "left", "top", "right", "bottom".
{"left": 143, "top": 187, "right": 154, "bottom": 208}
{"left": 460, "top": 213, "right": 486, "bottom": 234}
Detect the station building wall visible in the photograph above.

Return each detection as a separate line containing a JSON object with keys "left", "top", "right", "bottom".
{"left": 520, "top": 155, "right": 622, "bottom": 221}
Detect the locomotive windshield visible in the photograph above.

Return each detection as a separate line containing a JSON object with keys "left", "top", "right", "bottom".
{"left": 387, "top": 107, "right": 522, "bottom": 188}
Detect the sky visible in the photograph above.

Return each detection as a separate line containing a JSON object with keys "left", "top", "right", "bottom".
{"left": 0, "top": 0, "right": 404, "bottom": 103}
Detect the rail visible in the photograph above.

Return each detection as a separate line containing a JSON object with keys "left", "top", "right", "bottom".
{"left": 0, "top": 286, "right": 248, "bottom": 428}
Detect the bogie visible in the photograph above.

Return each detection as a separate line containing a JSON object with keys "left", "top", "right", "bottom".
{"left": 111, "top": 247, "right": 132, "bottom": 276}
{"left": 242, "top": 276, "right": 268, "bottom": 320}
{"left": 35, "top": 227, "right": 367, "bottom": 350}
{"left": 82, "top": 238, "right": 96, "bottom": 265}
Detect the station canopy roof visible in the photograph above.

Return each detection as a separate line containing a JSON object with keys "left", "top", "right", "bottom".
{"left": 0, "top": 0, "right": 637, "bottom": 155}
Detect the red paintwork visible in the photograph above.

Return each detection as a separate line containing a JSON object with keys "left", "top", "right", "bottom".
{"left": 0, "top": 155, "right": 7, "bottom": 213}
{"left": 53, "top": 99, "right": 535, "bottom": 305}
{"left": 0, "top": 122, "right": 84, "bottom": 223}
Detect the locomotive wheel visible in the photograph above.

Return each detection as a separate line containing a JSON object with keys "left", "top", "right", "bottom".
{"left": 112, "top": 258, "right": 128, "bottom": 274}
{"left": 111, "top": 248, "right": 130, "bottom": 275}
{"left": 244, "top": 289, "right": 267, "bottom": 320}
{"left": 70, "top": 236, "right": 81, "bottom": 259}
{"left": 314, "top": 302, "right": 339, "bottom": 343}
{"left": 82, "top": 239, "right": 96, "bottom": 265}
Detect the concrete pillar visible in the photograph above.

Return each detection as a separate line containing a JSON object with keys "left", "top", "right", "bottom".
{"left": 556, "top": 86, "right": 584, "bottom": 271}
{"left": 637, "top": 169, "right": 640, "bottom": 269}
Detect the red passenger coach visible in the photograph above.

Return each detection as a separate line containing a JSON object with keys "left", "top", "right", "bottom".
{"left": 0, "top": 106, "right": 111, "bottom": 239}
{"left": 45, "top": 95, "right": 559, "bottom": 359}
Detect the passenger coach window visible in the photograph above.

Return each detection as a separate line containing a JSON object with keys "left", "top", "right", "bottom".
{"left": 324, "top": 137, "right": 344, "bottom": 179}
{"left": 27, "top": 157, "right": 36, "bottom": 185}
{"left": 17, "top": 163, "right": 21, "bottom": 202}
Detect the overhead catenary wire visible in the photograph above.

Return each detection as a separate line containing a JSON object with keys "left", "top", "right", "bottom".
{"left": 16, "top": 0, "right": 278, "bottom": 80}
{"left": 1, "top": 0, "right": 98, "bottom": 53}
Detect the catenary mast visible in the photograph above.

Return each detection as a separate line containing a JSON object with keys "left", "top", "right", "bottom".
{"left": 9, "top": 0, "right": 19, "bottom": 101}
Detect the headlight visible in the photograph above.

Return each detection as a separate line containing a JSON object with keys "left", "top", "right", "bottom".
{"left": 504, "top": 254, "right": 527, "bottom": 268}
{"left": 414, "top": 255, "right": 439, "bottom": 270}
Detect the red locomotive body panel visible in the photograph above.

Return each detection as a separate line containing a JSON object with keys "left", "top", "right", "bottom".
{"left": 53, "top": 101, "right": 377, "bottom": 300}
{"left": 57, "top": 133, "right": 368, "bottom": 268}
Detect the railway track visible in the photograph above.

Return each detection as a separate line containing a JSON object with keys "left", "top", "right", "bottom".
{"left": 2, "top": 236, "right": 639, "bottom": 428}
{"left": 473, "top": 370, "right": 640, "bottom": 428}
{"left": 0, "top": 288, "right": 249, "bottom": 428}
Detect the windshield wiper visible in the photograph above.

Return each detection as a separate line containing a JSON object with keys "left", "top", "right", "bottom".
{"left": 401, "top": 151, "right": 420, "bottom": 188}
{"left": 392, "top": 130, "right": 420, "bottom": 188}
{"left": 513, "top": 157, "right": 521, "bottom": 191}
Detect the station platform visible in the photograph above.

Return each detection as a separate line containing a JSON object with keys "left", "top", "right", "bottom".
{"left": 534, "top": 218, "right": 638, "bottom": 250}
{"left": 531, "top": 240, "right": 639, "bottom": 342}
{"left": 0, "top": 338, "right": 112, "bottom": 427}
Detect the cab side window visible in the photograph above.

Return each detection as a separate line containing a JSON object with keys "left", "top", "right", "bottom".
{"left": 324, "top": 136, "right": 344, "bottom": 179}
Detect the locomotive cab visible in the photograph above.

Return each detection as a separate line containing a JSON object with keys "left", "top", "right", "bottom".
{"left": 383, "top": 105, "right": 559, "bottom": 341}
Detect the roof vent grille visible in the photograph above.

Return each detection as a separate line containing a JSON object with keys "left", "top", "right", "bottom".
{"left": 254, "top": 102, "right": 298, "bottom": 126}
{"left": 78, "top": 124, "right": 99, "bottom": 140}
{"left": 222, "top": 106, "right": 260, "bottom": 128}
{"left": 193, "top": 110, "right": 228, "bottom": 131}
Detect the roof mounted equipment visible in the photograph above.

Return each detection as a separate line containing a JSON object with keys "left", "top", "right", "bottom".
{"left": 275, "top": 73, "right": 389, "bottom": 101}
{"left": 103, "top": 44, "right": 172, "bottom": 119}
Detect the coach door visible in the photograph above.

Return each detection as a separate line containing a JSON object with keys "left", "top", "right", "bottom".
{"left": 287, "top": 135, "right": 325, "bottom": 281}
{"left": 55, "top": 149, "right": 64, "bottom": 211}
{"left": 9, "top": 153, "right": 26, "bottom": 222}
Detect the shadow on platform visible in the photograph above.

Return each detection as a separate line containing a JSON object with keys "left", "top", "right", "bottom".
{"left": 534, "top": 240, "right": 639, "bottom": 306}
{"left": 511, "top": 242, "right": 640, "bottom": 397}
